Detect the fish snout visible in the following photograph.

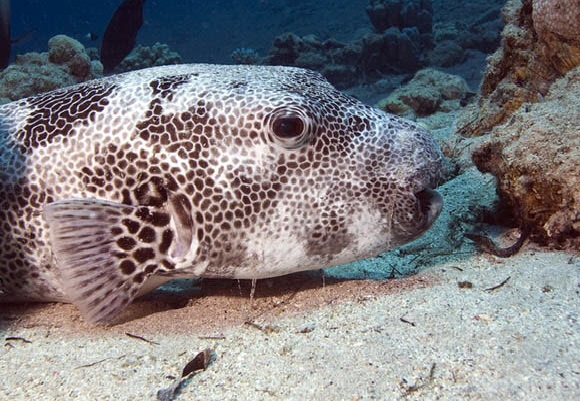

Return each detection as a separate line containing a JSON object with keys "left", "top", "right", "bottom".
{"left": 378, "top": 120, "right": 445, "bottom": 243}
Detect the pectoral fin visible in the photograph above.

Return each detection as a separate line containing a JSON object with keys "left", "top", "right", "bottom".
{"left": 43, "top": 198, "right": 177, "bottom": 324}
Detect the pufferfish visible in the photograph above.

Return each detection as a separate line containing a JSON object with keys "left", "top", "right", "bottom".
{"left": 0, "top": 64, "right": 444, "bottom": 324}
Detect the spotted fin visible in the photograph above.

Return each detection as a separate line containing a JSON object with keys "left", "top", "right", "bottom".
{"left": 43, "top": 198, "right": 176, "bottom": 324}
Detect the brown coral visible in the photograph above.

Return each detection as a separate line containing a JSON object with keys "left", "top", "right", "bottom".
{"left": 377, "top": 68, "right": 470, "bottom": 120}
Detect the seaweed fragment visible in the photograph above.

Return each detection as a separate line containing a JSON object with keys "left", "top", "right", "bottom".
{"left": 244, "top": 320, "right": 279, "bottom": 333}
{"left": 75, "top": 355, "right": 127, "bottom": 369}
{"left": 125, "top": 332, "right": 160, "bottom": 345}
{"left": 5, "top": 336, "right": 32, "bottom": 344}
{"left": 485, "top": 276, "right": 511, "bottom": 292}
{"left": 157, "top": 348, "right": 214, "bottom": 401}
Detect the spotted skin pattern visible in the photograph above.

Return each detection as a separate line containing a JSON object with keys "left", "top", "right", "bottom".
{"left": 0, "top": 64, "right": 443, "bottom": 323}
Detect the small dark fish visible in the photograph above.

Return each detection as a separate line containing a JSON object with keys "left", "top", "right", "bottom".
{"left": 100, "top": 0, "right": 146, "bottom": 73}
{"left": 0, "top": 0, "right": 10, "bottom": 69}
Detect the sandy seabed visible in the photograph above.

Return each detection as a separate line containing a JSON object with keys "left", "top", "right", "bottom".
{"left": 1, "top": 248, "right": 578, "bottom": 401}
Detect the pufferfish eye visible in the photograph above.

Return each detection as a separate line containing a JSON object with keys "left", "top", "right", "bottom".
{"left": 272, "top": 115, "right": 304, "bottom": 139}
{"left": 267, "top": 106, "right": 314, "bottom": 149}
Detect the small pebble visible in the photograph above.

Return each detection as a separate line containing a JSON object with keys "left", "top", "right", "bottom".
{"left": 458, "top": 280, "right": 473, "bottom": 289}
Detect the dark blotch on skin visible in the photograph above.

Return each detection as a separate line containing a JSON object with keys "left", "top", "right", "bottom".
{"left": 159, "top": 229, "right": 173, "bottom": 255}
{"left": 122, "top": 218, "right": 141, "bottom": 234}
{"left": 120, "top": 259, "right": 137, "bottom": 275}
{"left": 117, "top": 236, "right": 137, "bottom": 250}
{"left": 138, "top": 226, "right": 156, "bottom": 243}
{"left": 21, "top": 83, "right": 116, "bottom": 148}
{"left": 134, "top": 247, "right": 155, "bottom": 263}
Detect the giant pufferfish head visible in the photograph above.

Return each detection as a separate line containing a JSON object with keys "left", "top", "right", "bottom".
{"left": 205, "top": 66, "right": 444, "bottom": 276}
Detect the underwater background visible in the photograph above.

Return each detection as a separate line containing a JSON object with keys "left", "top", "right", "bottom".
{"left": 13, "top": 0, "right": 371, "bottom": 63}
{"left": 11, "top": 0, "right": 505, "bottom": 88}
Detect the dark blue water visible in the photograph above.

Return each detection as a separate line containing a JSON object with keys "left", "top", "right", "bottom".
{"left": 6, "top": 0, "right": 505, "bottom": 94}
{"left": 11, "top": 0, "right": 369, "bottom": 64}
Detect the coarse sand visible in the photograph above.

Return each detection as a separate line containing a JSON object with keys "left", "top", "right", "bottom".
{"left": 1, "top": 248, "right": 578, "bottom": 401}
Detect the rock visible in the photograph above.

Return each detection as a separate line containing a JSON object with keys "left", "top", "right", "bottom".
{"left": 472, "top": 67, "right": 580, "bottom": 248}
{"left": 358, "top": 28, "right": 423, "bottom": 75}
{"left": 294, "top": 52, "right": 328, "bottom": 69}
{"left": 456, "top": 0, "right": 580, "bottom": 137}
{"left": 532, "top": 0, "right": 580, "bottom": 75}
{"left": 321, "top": 64, "right": 358, "bottom": 89}
{"left": 267, "top": 1, "right": 440, "bottom": 88}
{"left": 268, "top": 33, "right": 308, "bottom": 65}
{"left": 0, "top": 54, "right": 74, "bottom": 101}
{"left": 231, "top": 48, "right": 261, "bottom": 65}
{"left": 377, "top": 68, "right": 470, "bottom": 119}
{"left": 366, "top": 0, "right": 403, "bottom": 33}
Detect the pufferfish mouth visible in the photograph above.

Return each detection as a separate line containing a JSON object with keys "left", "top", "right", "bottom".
{"left": 415, "top": 188, "right": 443, "bottom": 229}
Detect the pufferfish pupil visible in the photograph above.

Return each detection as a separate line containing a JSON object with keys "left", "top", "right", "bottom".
{"left": 0, "top": 63, "right": 444, "bottom": 324}
{"left": 273, "top": 114, "right": 305, "bottom": 138}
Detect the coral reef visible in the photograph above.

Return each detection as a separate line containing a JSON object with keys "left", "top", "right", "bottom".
{"left": 267, "top": 1, "right": 435, "bottom": 88}
{"left": 451, "top": 0, "right": 579, "bottom": 248}
{"left": 457, "top": 0, "right": 580, "bottom": 137}
{"left": 116, "top": 42, "right": 182, "bottom": 72}
{"left": 267, "top": 29, "right": 425, "bottom": 88}
{"left": 426, "top": 39, "right": 465, "bottom": 67}
{"left": 472, "top": 67, "right": 580, "bottom": 248}
{"left": 268, "top": 0, "right": 503, "bottom": 89}
{"left": 0, "top": 35, "right": 102, "bottom": 103}
{"left": 267, "top": 33, "right": 360, "bottom": 88}
{"left": 377, "top": 68, "right": 471, "bottom": 119}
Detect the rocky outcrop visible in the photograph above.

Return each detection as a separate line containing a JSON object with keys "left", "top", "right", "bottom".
{"left": 472, "top": 67, "right": 580, "bottom": 248}
{"left": 457, "top": 0, "right": 580, "bottom": 137}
